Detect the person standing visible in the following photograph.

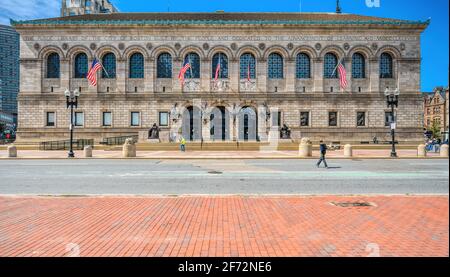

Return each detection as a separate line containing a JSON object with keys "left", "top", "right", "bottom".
{"left": 180, "top": 136, "right": 186, "bottom": 152}
{"left": 317, "top": 140, "right": 328, "bottom": 168}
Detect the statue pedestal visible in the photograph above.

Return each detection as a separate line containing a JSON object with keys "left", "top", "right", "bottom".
{"left": 147, "top": 139, "right": 160, "bottom": 144}
{"left": 138, "top": 131, "right": 148, "bottom": 143}
{"left": 268, "top": 130, "right": 280, "bottom": 142}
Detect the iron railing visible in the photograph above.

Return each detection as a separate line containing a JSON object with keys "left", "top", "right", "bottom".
{"left": 99, "top": 135, "right": 138, "bottom": 146}
{"left": 39, "top": 139, "right": 94, "bottom": 151}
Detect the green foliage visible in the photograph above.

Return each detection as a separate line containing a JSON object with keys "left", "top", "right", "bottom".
{"left": 428, "top": 121, "right": 442, "bottom": 139}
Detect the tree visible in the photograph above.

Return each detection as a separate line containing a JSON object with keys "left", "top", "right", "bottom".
{"left": 429, "top": 121, "right": 442, "bottom": 139}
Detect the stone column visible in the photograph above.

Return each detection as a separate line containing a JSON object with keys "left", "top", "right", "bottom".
{"left": 258, "top": 106, "right": 268, "bottom": 142}
{"left": 257, "top": 58, "right": 267, "bottom": 93}
{"left": 202, "top": 113, "right": 211, "bottom": 142}
{"left": 313, "top": 58, "right": 323, "bottom": 93}
{"left": 285, "top": 58, "right": 296, "bottom": 93}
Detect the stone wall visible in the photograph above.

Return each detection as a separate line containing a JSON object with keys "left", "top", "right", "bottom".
{"left": 15, "top": 23, "right": 425, "bottom": 143}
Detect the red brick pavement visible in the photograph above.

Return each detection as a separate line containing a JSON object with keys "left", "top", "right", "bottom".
{"left": 0, "top": 196, "right": 448, "bottom": 257}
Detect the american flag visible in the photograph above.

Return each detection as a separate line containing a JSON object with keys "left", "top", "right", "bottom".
{"left": 337, "top": 59, "right": 348, "bottom": 90}
{"left": 214, "top": 60, "right": 221, "bottom": 81}
{"left": 87, "top": 58, "right": 102, "bottom": 86}
{"left": 178, "top": 61, "right": 191, "bottom": 84}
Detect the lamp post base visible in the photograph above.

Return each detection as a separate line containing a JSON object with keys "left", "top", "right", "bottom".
{"left": 68, "top": 151, "right": 75, "bottom": 158}
{"left": 390, "top": 152, "right": 398, "bottom": 158}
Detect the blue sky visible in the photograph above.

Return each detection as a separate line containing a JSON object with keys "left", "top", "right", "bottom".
{"left": 0, "top": 0, "right": 448, "bottom": 91}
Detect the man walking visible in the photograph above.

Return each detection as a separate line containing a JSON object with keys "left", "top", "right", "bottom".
{"left": 180, "top": 136, "right": 186, "bottom": 152}
{"left": 317, "top": 140, "right": 328, "bottom": 168}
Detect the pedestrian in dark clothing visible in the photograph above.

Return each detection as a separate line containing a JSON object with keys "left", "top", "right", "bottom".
{"left": 317, "top": 140, "right": 328, "bottom": 168}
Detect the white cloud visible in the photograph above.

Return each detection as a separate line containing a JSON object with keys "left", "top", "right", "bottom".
{"left": 0, "top": 0, "right": 61, "bottom": 25}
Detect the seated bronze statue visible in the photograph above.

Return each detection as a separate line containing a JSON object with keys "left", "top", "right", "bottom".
{"left": 148, "top": 123, "right": 160, "bottom": 139}
{"left": 280, "top": 124, "right": 291, "bottom": 139}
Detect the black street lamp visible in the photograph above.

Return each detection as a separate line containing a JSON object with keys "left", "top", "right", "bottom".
{"left": 64, "top": 89, "right": 80, "bottom": 158}
{"left": 384, "top": 88, "right": 400, "bottom": 158}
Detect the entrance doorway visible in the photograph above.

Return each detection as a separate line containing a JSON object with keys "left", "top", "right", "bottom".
{"left": 182, "top": 106, "right": 202, "bottom": 141}
{"left": 238, "top": 106, "right": 258, "bottom": 141}
{"left": 210, "top": 106, "right": 229, "bottom": 141}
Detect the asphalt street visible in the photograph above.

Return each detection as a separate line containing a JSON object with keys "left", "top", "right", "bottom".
{"left": 0, "top": 159, "right": 448, "bottom": 195}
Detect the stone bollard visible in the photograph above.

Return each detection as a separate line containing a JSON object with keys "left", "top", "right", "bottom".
{"left": 7, "top": 145, "right": 17, "bottom": 158}
{"left": 417, "top": 144, "right": 427, "bottom": 157}
{"left": 298, "top": 137, "right": 313, "bottom": 157}
{"left": 440, "top": 144, "right": 449, "bottom": 158}
{"left": 122, "top": 138, "right": 136, "bottom": 158}
{"left": 84, "top": 145, "right": 93, "bottom": 158}
{"left": 344, "top": 144, "right": 353, "bottom": 158}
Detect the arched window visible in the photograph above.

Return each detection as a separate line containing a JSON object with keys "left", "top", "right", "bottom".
{"left": 157, "top": 53, "right": 172, "bottom": 78}
{"left": 324, "top": 53, "right": 338, "bottom": 79}
{"left": 102, "top": 53, "right": 116, "bottom": 78}
{"left": 240, "top": 53, "right": 256, "bottom": 79}
{"left": 129, "top": 53, "right": 144, "bottom": 79}
{"left": 211, "top": 53, "right": 229, "bottom": 79}
{"left": 380, "top": 53, "right": 393, "bottom": 79}
{"left": 296, "top": 53, "right": 311, "bottom": 79}
{"left": 268, "top": 53, "right": 283, "bottom": 79}
{"left": 74, "top": 53, "right": 88, "bottom": 78}
{"left": 46, "top": 53, "right": 60, "bottom": 78}
{"left": 352, "top": 53, "right": 366, "bottom": 79}
{"left": 184, "top": 52, "right": 200, "bottom": 79}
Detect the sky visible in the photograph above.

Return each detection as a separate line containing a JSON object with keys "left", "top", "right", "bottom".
{"left": 0, "top": 0, "right": 448, "bottom": 91}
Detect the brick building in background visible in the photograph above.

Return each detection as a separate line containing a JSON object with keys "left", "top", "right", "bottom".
{"left": 423, "top": 87, "right": 448, "bottom": 139}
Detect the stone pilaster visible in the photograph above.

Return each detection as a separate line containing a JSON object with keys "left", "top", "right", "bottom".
{"left": 116, "top": 58, "right": 126, "bottom": 93}
{"left": 201, "top": 58, "right": 210, "bottom": 92}
{"left": 229, "top": 58, "right": 239, "bottom": 93}
{"left": 369, "top": 57, "right": 380, "bottom": 93}
{"left": 285, "top": 58, "right": 295, "bottom": 93}
{"left": 257, "top": 58, "right": 267, "bottom": 93}
{"left": 145, "top": 57, "right": 154, "bottom": 92}
{"left": 313, "top": 57, "right": 323, "bottom": 93}
{"left": 60, "top": 58, "right": 70, "bottom": 93}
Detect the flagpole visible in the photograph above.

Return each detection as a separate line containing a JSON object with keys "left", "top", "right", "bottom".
{"left": 331, "top": 58, "right": 342, "bottom": 77}
{"left": 95, "top": 55, "right": 110, "bottom": 79}
{"left": 188, "top": 55, "right": 194, "bottom": 79}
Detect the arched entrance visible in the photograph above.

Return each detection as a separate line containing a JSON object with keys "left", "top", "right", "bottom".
{"left": 182, "top": 106, "right": 202, "bottom": 141}
{"left": 238, "top": 106, "right": 258, "bottom": 141}
{"left": 210, "top": 106, "right": 229, "bottom": 141}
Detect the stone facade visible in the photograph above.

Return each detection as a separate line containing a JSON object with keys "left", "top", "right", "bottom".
{"left": 12, "top": 12, "right": 428, "bottom": 143}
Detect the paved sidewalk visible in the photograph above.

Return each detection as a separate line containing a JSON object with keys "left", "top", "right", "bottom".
{"left": 0, "top": 149, "right": 443, "bottom": 159}
{"left": 0, "top": 196, "right": 447, "bottom": 257}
